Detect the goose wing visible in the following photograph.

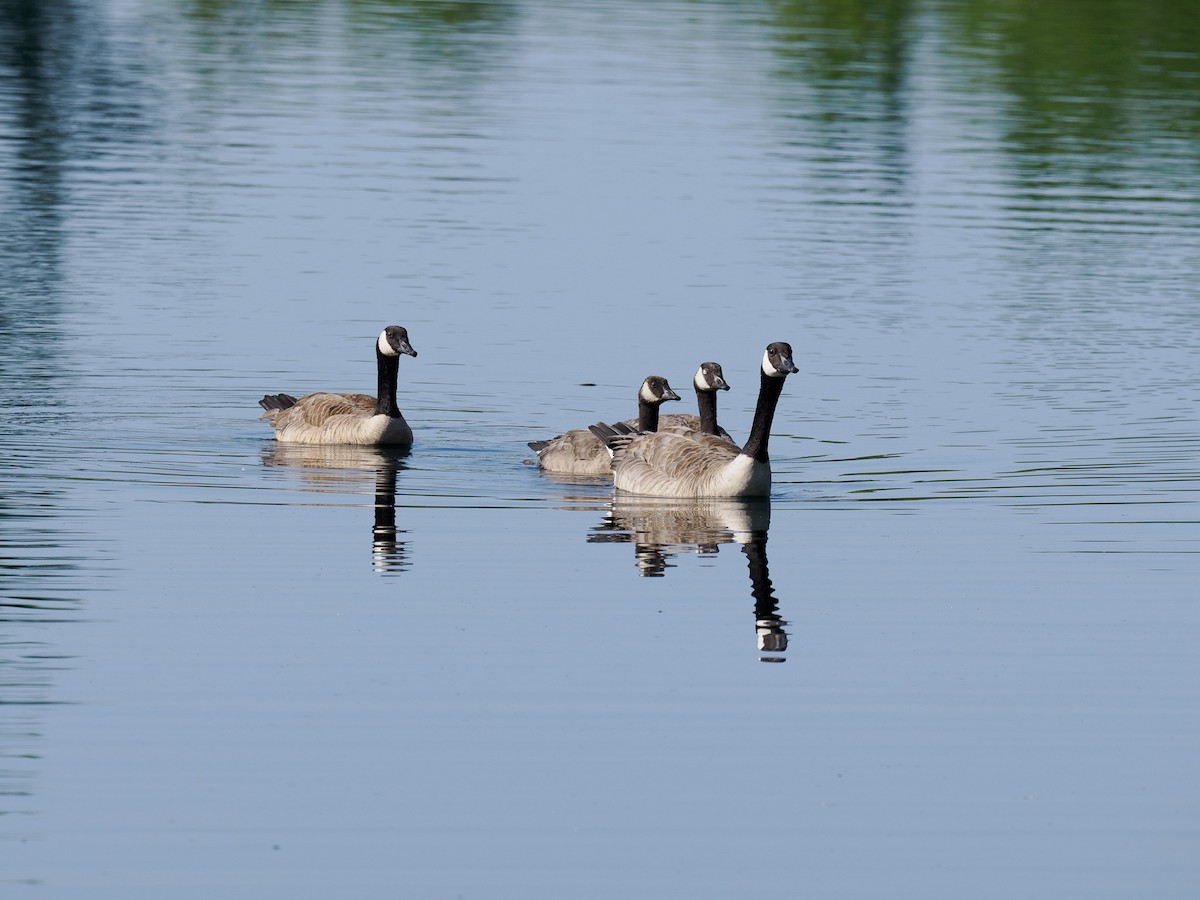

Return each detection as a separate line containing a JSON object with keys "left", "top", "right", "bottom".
{"left": 658, "top": 413, "right": 734, "bottom": 442}
{"left": 618, "top": 412, "right": 734, "bottom": 442}
{"left": 277, "top": 392, "right": 376, "bottom": 428}
{"left": 529, "top": 428, "right": 609, "bottom": 474}
{"left": 543, "top": 429, "right": 603, "bottom": 459}
{"left": 606, "top": 430, "right": 741, "bottom": 495}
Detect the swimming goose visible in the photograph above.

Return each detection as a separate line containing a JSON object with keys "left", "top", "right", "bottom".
{"left": 640, "top": 361, "right": 734, "bottom": 441}
{"left": 528, "top": 375, "right": 680, "bottom": 476}
{"left": 589, "top": 342, "right": 798, "bottom": 498}
{"left": 258, "top": 325, "right": 418, "bottom": 446}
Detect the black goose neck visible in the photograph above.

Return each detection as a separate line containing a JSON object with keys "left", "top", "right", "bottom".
{"left": 696, "top": 388, "right": 719, "bottom": 435}
{"left": 740, "top": 369, "right": 787, "bottom": 462}
{"left": 375, "top": 346, "right": 401, "bottom": 417}
{"left": 637, "top": 396, "right": 661, "bottom": 432}
{"left": 743, "top": 537, "right": 788, "bottom": 656}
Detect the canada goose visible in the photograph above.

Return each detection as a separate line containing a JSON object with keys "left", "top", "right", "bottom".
{"left": 642, "top": 361, "right": 734, "bottom": 441}
{"left": 528, "top": 375, "right": 680, "bottom": 476}
{"left": 258, "top": 325, "right": 418, "bottom": 446}
{"left": 589, "top": 342, "right": 798, "bottom": 498}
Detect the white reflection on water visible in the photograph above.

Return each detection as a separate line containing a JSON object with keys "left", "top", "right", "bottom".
{"left": 588, "top": 497, "right": 788, "bottom": 662}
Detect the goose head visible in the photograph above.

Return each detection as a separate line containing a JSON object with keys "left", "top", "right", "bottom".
{"left": 639, "top": 375, "right": 681, "bottom": 406}
{"left": 693, "top": 362, "right": 730, "bottom": 394}
{"left": 378, "top": 326, "right": 418, "bottom": 358}
{"left": 761, "top": 342, "right": 798, "bottom": 378}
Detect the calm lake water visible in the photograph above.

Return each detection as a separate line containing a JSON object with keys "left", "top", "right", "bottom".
{"left": 2, "top": 0, "right": 1198, "bottom": 896}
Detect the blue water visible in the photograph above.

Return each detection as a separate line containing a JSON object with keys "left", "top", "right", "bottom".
{"left": 2, "top": 1, "right": 1198, "bottom": 897}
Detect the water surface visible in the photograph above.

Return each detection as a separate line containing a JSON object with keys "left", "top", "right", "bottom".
{"left": 1, "top": 1, "right": 1198, "bottom": 897}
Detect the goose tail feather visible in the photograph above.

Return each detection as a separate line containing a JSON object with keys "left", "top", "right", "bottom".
{"left": 259, "top": 393, "right": 299, "bottom": 412}
{"left": 588, "top": 422, "right": 636, "bottom": 453}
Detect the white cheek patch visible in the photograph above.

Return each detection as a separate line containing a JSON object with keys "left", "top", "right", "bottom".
{"left": 693, "top": 366, "right": 706, "bottom": 390}
{"left": 762, "top": 349, "right": 792, "bottom": 378}
{"left": 762, "top": 348, "right": 784, "bottom": 377}
{"left": 640, "top": 382, "right": 657, "bottom": 403}
{"left": 378, "top": 331, "right": 399, "bottom": 357}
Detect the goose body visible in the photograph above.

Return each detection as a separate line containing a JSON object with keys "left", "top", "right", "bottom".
{"left": 258, "top": 326, "right": 418, "bottom": 446}
{"left": 528, "top": 376, "right": 680, "bottom": 476}
{"left": 590, "top": 343, "right": 797, "bottom": 498}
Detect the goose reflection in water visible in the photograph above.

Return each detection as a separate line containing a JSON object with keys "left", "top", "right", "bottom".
{"left": 589, "top": 497, "right": 788, "bottom": 662}
{"left": 261, "top": 445, "right": 411, "bottom": 574}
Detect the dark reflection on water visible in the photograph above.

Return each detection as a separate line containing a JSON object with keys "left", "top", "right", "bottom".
{"left": 0, "top": 0, "right": 134, "bottom": 827}
{"left": 766, "top": 0, "right": 914, "bottom": 201}
{"left": 0, "top": 0, "right": 159, "bottom": 296}
{"left": 0, "top": 471, "right": 99, "bottom": 833}
{"left": 590, "top": 497, "right": 788, "bottom": 662}
{"left": 262, "top": 445, "right": 412, "bottom": 574}
{"left": 940, "top": 0, "right": 1200, "bottom": 180}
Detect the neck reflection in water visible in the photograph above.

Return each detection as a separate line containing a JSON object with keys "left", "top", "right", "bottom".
{"left": 262, "top": 445, "right": 411, "bottom": 575}
{"left": 589, "top": 497, "right": 788, "bottom": 663}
